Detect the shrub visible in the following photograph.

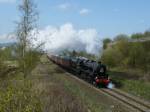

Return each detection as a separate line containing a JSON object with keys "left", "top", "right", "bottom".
{"left": 0, "top": 80, "right": 42, "bottom": 112}
{"left": 18, "top": 50, "right": 41, "bottom": 78}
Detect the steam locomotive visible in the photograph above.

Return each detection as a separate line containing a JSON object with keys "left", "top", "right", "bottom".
{"left": 48, "top": 55, "right": 110, "bottom": 87}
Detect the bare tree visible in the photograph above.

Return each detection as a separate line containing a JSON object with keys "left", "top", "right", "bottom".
{"left": 16, "top": 0, "right": 39, "bottom": 78}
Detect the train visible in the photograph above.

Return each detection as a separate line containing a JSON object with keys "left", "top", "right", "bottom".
{"left": 47, "top": 54, "right": 110, "bottom": 87}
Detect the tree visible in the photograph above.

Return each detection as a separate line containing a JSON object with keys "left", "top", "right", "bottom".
{"left": 103, "top": 38, "right": 112, "bottom": 49}
{"left": 144, "top": 30, "right": 150, "bottom": 37}
{"left": 131, "top": 33, "right": 143, "bottom": 39}
{"left": 101, "top": 47, "right": 122, "bottom": 67}
{"left": 114, "top": 34, "right": 129, "bottom": 41}
{"left": 128, "top": 43, "right": 145, "bottom": 68}
{"left": 16, "top": 0, "right": 39, "bottom": 78}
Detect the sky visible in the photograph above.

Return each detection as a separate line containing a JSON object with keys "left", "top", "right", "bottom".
{"left": 0, "top": 0, "right": 150, "bottom": 39}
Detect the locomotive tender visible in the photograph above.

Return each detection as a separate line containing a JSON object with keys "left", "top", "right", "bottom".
{"left": 48, "top": 54, "right": 110, "bottom": 87}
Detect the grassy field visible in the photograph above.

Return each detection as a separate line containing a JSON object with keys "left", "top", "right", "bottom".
{"left": 0, "top": 74, "right": 42, "bottom": 112}
{"left": 109, "top": 70, "right": 150, "bottom": 102}
{"left": 0, "top": 55, "right": 133, "bottom": 112}
{"left": 0, "top": 55, "right": 88, "bottom": 112}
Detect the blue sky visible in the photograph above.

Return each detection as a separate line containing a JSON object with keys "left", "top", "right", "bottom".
{"left": 0, "top": 0, "right": 150, "bottom": 38}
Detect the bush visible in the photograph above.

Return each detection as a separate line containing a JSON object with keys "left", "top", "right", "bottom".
{"left": 18, "top": 50, "right": 41, "bottom": 78}
{"left": 0, "top": 80, "right": 42, "bottom": 112}
{"left": 101, "top": 47, "right": 120, "bottom": 67}
{"left": 0, "top": 51, "right": 8, "bottom": 77}
{"left": 101, "top": 39, "right": 130, "bottom": 68}
{"left": 103, "top": 38, "right": 112, "bottom": 49}
{"left": 101, "top": 37, "right": 150, "bottom": 72}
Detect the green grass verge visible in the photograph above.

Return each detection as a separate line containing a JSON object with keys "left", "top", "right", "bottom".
{"left": 122, "top": 80, "right": 150, "bottom": 100}
{"left": 109, "top": 71, "right": 150, "bottom": 101}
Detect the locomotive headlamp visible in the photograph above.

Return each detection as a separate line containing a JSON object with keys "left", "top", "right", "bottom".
{"left": 100, "top": 68, "right": 104, "bottom": 73}
{"left": 95, "top": 76, "right": 98, "bottom": 79}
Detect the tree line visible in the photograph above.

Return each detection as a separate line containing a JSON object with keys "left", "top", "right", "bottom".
{"left": 101, "top": 33, "right": 150, "bottom": 72}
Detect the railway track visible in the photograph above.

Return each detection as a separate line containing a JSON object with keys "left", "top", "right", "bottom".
{"left": 66, "top": 72, "right": 150, "bottom": 112}
{"left": 101, "top": 88, "right": 150, "bottom": 112}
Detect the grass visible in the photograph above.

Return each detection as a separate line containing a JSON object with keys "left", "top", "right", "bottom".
{"left": 0, "top": 55, "right": 88, "bottom": 112}
{"left": 109, "top": 70, "right": 150, "bottom": 101}
{"left": 0, "top": 55, "right": 133, "bottom": 112}
{"left": 0, "top": 79, "right": 42, "bottom": 112}
{"left": 122, "top": 80, "right": 150, "bottom": 99}
{"left": 55, "top": 75, "right": 106, "bottom": 112}
{"left": 31, "top": 55, "right": 88, "bottom": 112}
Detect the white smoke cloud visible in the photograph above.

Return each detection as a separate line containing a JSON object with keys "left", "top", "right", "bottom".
{"left": 33, "top": 23, "right": 101, "bottom": 55}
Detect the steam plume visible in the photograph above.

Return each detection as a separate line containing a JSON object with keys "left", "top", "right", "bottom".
{"left": 33, "top": 23, "right": 101, "bottom": 55}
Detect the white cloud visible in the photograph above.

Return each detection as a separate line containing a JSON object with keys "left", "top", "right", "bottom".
{"left": 32, "top": 23, "right": 101, "bottom": 55}
{"left": 79, "top": 8, "right": 90, "bottom": 15}
{"left": 0, "top": 0, "right": 16, "bottom": 3}
{"left": 0, "top": 34, "right": 15, "bottom": 40}
{"left": 0, "top": 34, "right": 16, "bottom": 43}
{"left": 57, "top": 3, "right": 71, "bottom": 11}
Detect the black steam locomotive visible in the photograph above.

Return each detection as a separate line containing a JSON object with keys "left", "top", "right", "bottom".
{"left": 48, "top": 55, "right": 110, "bottom": 87}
